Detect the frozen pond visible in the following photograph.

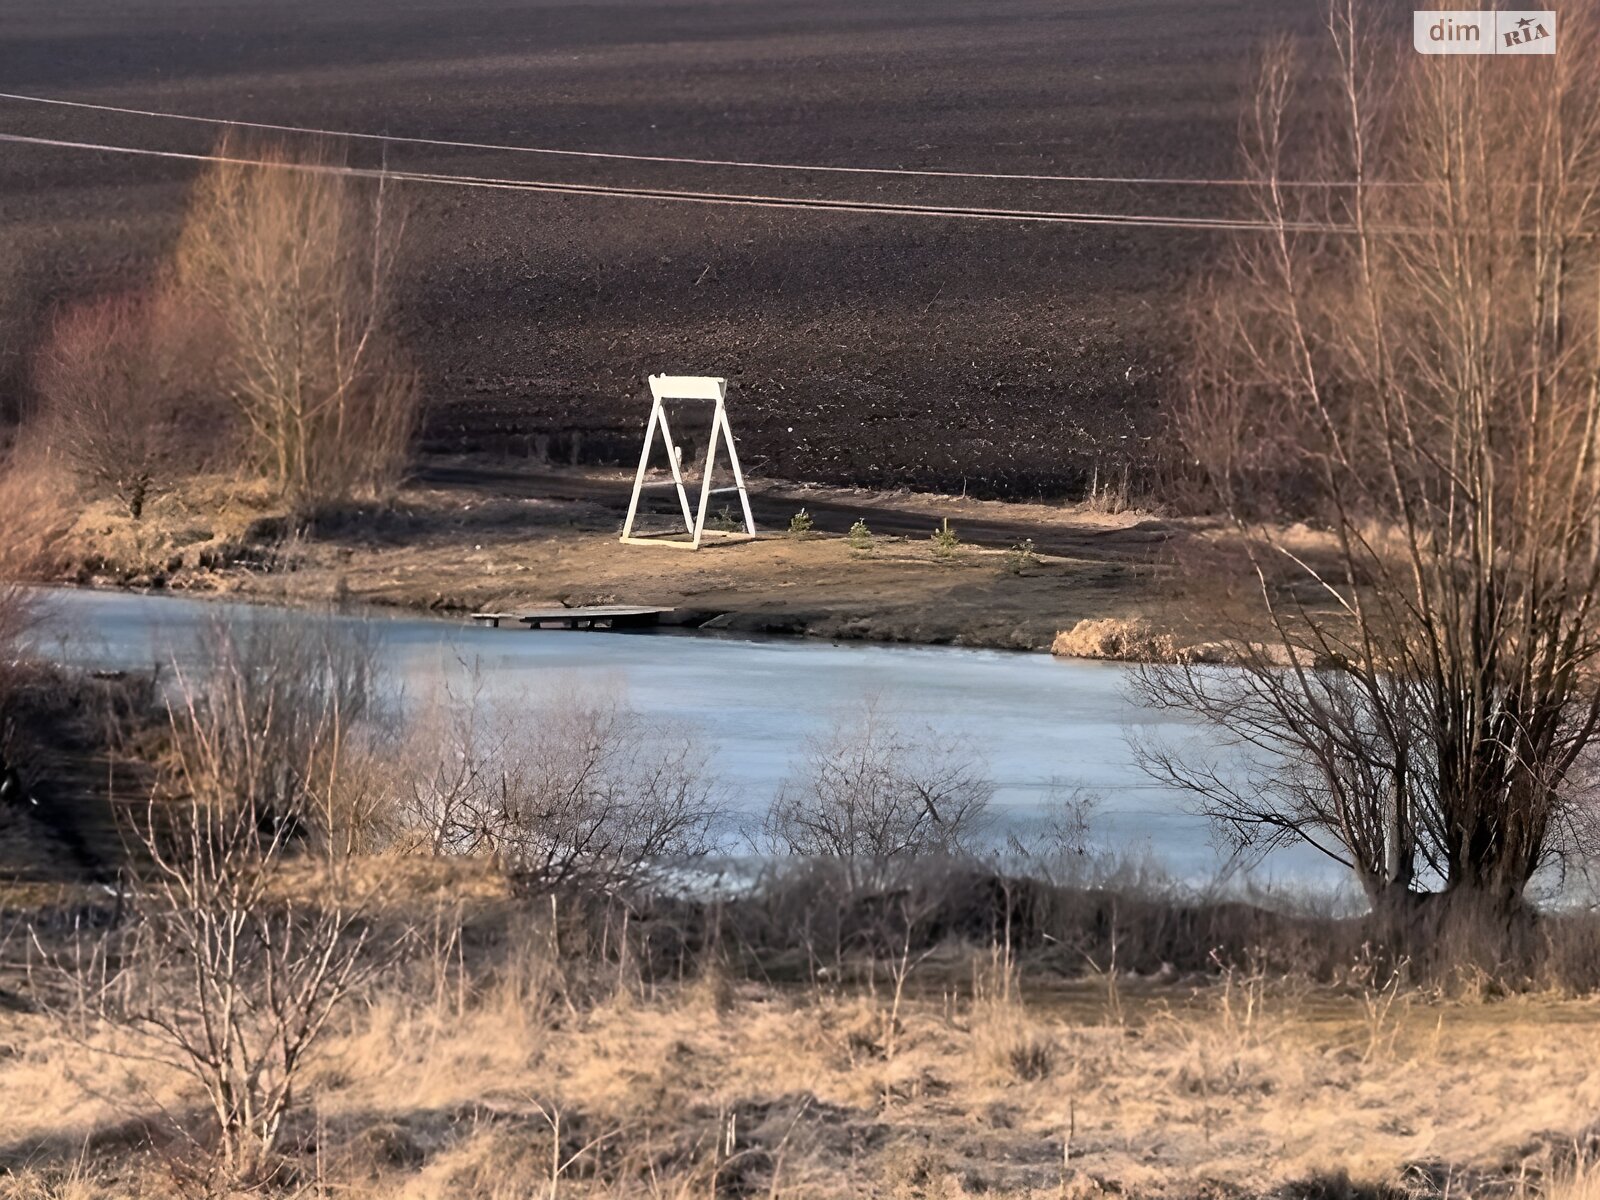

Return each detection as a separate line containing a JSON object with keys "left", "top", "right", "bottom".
{"left": 25, "top": 587, "right": 1336, "bottom": 885}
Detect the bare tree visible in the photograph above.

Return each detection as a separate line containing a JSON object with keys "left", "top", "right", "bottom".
{"left": 33, "top": 631, "right": 387, "bottom": 1186}
{"left": 32, "top": 288, "right": 220, "bottom": 519}
{"left": 1143, "top": 3, "right": 1600, "bottom": 916}
{"left": 762, "top": 697, "right": 993, "bottom": 887}
{"left": 405, "top": 681, "right": 719, "bottom": 892}
{"left": 174, "top": 137, "right": 419, "bottom": 512}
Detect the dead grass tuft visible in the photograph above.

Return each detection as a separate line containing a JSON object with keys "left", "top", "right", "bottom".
{"left": 0, "top": 1163, "right": 106, "bottom": 1200}
{"left": 1051, "top": 617, "right": 1176, "bottom": 663}
{"left": 968, "top": 946, "right": 1059, "bottom": 1084}
{"left": 1550, "top": 1158, "right": 1600, "bottom": 1200}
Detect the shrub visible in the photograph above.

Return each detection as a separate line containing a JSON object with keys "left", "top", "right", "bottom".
{"left": 33, "top": 621, "right": 393, "bottom": 1186}
{"left": 31, "top": 288, "right": 220, "bottom": 519}
{"left": 761, "top": 697, "right": 992, "bottom": 887}
{"left": 787, "top": 508, "right": 814, "bottom": 539}
{"left": 931, "top": 518, "right": 960, "bottom": 559}
{"left": 170, "top": 613, "right": 397, "bottom": 855}
{"left": 847, "top": 517, "right": 873, "bottom": 551}
{"left": 0, "top": 583, "right": 38, "bottom": 795}
{"left": 1003, "top": 538, "right": 1039, "bottom": 574}
{"left": 0, "top": 459, "right": 57, "bottom": 731}
{"left": 404, "top": 682, "right": 720, "bottom": 891}
{"left": 1001, "top": 784, "right": 1103, "bottom": 883}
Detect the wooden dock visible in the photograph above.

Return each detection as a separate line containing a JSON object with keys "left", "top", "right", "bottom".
{"left": 471, "top": 605, "right": 673, "bottom": 631}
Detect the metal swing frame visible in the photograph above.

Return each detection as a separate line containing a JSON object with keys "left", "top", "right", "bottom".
{"left": 620, "top": 375, "right": 757, "bottom": 549}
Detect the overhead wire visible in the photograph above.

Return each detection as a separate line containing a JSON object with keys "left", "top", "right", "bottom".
{"left": 0, "top": 130, "right": 1403, "bottom": 234}
{"left": 0, "top": 89, "right": 1408, "bottom": 190}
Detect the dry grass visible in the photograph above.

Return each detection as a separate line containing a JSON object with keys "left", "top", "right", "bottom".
{"left": 1051, "top": 617, "right": 1177, "bottom": 663}
{"left": 0, "top": 447, "right": 75, "bottom": 581}
{"left": 1552, "top": 1161, "right": 1600, "bottom": 1200}
{"left": 49, "top": 472, "right": 296, "bottom": 587}
{"left": 6, "top": 870, "right": 1600, "bottom": 1200}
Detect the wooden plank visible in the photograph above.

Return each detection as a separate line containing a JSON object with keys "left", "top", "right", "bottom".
{"left": 649, "top": 374, "right": 725, "bottom": 401}
{"left": 471, "top": 606, "right": 673, "bottom": 629}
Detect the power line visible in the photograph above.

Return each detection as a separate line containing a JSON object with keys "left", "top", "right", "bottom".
{"left": 4, "top": 130, "right": 1376, "bottom": 232}
{"left": 0, "top": 89, "right": 1394, "bottom": 190}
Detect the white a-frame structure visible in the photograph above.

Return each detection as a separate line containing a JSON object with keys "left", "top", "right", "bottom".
{"left": 620, "top": 375, "right": 757, "bottom": 549}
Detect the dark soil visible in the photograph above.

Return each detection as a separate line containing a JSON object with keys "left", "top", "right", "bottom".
{"left": 0, "top": 0, "right": 1321, "bottom": 499}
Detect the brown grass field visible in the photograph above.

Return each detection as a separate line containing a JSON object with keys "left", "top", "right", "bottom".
{"left": 6, "top": 861, "right": 1600, "bottom": 1200}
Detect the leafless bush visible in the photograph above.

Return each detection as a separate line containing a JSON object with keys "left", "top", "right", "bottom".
{"left": 404, "top": 680, "right": 720, "bottom": 892}
{"left": 31, "top": 630, "right": 391, "bottom": 1187}
{"left": 1001, "top": 783, "right": 1103, "bottom": 884}
{"left": 0, "top": 588, "right": 36, "bottom": 805}
{"left": 0, "top": 499, "right": 46, "bottom": 774}
{"left": 94, "top": 803, "right": 375, "bottom": 1185}
{"left": 31, "top": 288, "right": 221, "bottom": 519}
{"left": 174, "top": 136, "right": 419, "bottom": 513}
{"left": 761, "top": 697, "right": 993, "bottom": 888}
{"left": 179, "top": 614, "right": 399, "bottom": 856}
{"left": 0, "top": 582, "right": 35, "bottom": 665}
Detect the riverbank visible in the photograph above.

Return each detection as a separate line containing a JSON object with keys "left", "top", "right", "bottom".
{"left": 39, "top": 457, "right": 1270, "bottom": 658}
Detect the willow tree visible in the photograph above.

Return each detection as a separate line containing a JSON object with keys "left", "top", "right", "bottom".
{"left": 1141, "top": 2, "right": 1600, "bottom": 916}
